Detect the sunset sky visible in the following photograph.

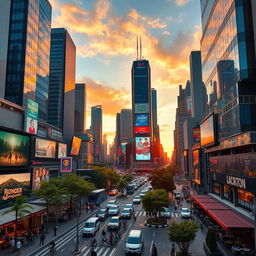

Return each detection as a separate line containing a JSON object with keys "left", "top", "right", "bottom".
{"left": 50, "top": 0, "right": 202, "bottom": 157}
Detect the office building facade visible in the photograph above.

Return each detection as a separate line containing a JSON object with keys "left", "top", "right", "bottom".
{"left": 120, "top": 109, "right": 133, "bottom": 144}
{"left": 75, "top": 83, "right": 86, "bottom": 135}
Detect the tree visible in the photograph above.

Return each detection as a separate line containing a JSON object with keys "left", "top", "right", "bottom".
{"left": 142, "top": 189, "right": 170, "bottom": 219}
{"left": 168, "top": 220, "right": 199, "bottom": 256}
{"left": 123, "top": 174, "right": 133, "bottom": 183}
{"left": 206, "top": 227, "right": 217, "bottom": 252}
{"left": 117, "top": 178, "right": 128, "bottom": 194}
{"left": 2, "top": 196, "right": 33, "bottom": 246}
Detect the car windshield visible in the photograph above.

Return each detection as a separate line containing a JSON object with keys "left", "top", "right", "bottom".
{"left": 125, "top": 204, "right": 132, "bottom": 208}
{"left": 109, "top": 206, "right": 117, "bottom": 210}
{"left": 109, "top": 201, "right": 116, "bottom": 204}
{"left": 122, "top": 209, "right": 130, "bottom": 213}
{"left": 182, "top": 209, "right": 189, "bottom": 213}
{"left": 110, "top": 218, "right": 119, "bottom": 223}
{"left": 163, "top": 208, "right": 169, "bottom": 212}
{"left": 127, "top": 237, "right": 140, "bottom": 244}
{"left": 85, "top": 222, "right": 94, "bottom": 228}
{"left": 98, "top": 210, "right": 105, "bottom": 214}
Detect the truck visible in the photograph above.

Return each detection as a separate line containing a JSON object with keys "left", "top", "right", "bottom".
{"left": 88, "top": 189, "right": 106, "bottom": 206}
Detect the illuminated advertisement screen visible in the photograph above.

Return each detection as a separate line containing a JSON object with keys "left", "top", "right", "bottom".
{"left": 135, "top": 114, "right": 149, "bottom": 127}
{"left": 134, "top": 104, "right": 149, "bottom": 114}
{"left": 121, "top": 143, "right": 127, "bottom": 155}
{"left": 25, "top": 99, "right": 38, "bottom": 135}
{"left": 70, "top": 136, "right": 82, "bottom": 156}
{"left": 193, "top": 150, "right": 199, "bottom": 167}
{"left": 200, "top": 114, "right": 215, "bottom": 147}
{"left": 35, "top": 138, "right": 56, "bottom": 158}
{"left": 0, "top": 131, "right": 30, "bottom": 167}
{"left": 192, "top": 127, "right": 200, "bottom": 143}
{"left": 194, "top": 168, "right": 201, "bottom": 185}
{"left": 0, "top": 173, "right": 31, "bottom": 201}
{"left": 58, "top": 143, "right": 67, "bottom": 158}
{"left": 135, "top": 137, "right": 150, "bottom": 161}
{"left": 32, "top": 167, "right": 49, "bottom": 190}
{"left": 134, "top": 127, "right": 150, "bottom": 133}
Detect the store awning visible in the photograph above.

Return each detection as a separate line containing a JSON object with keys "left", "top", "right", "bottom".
{"left": 208, "top": 209, "right": 254, "bottom": 230}
{"left": 0, "top": 203, "right": 46, "bottom": 229}
{"left": 199, "top": 202, "right": 229, "bottom": 211}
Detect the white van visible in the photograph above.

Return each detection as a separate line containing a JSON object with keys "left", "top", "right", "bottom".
{"left": 125, "top": 230, "right": 143, "bottom": 255}
{"left": 82, "top": 217, "right": 100, "bottom": 236}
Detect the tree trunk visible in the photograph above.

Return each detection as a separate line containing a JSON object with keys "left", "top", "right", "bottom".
{"left": 15, "top": 211, "right": 18, "bottom": 248}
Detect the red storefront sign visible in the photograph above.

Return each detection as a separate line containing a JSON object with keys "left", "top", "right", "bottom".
{"left": 134, "top": 126, "right": 150, "bottom": 133}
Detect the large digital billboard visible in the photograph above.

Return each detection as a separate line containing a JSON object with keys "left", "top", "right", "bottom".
{"left": 0, "top": 131, "right": 30, "bottom": 167}
{"left": 135, "top": 114, "right": 149, "bottom": 127}
{"left": 25, "top": 99, "right": 39, "bottom": 135}
{"left": 35, "top": 138, "right": 56, "bottom": 158}
{"left": 134, "top": 127, "right": 150, "bottom": 134}
{"left": 32, "top": 167, "right": 49, "bottom": 190}
{"left": 135, "top": 137, "right": 150, "bottom": 161}
{"left": 192, "top": 128, "right": 200, "bottom": 143}
{"left": 0, "top": 173, "right": 31, "bottom": 201}
{"left": 200, "top": 114, "right": 215, "bottom": 147}
{"left": 70, "top": 136, "right": 82, "bottom": 156}
{"left": 58, "top": 143, "right": 67, "bottom": 158}
{"left": 134, "top": 104, "right": 149, "bottom": 114}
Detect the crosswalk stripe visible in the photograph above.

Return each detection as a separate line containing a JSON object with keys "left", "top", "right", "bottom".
{"left": 83, "top": 248, "right": 91, "bottom": 255}
{"left": 97, "top": 248, "right": 104, "bottom": 254}
{"left": 135, "top": 212, "right": 139, "bottom": 216}
{"left": 109, "top": 248, "right": 116, "bottom": 256}
{"left": 139, "top": 212, "right": 143, "bottom": 216}
{"left": 81, "top": 246, "right": 88, "bottom": 253}
{"left": 102, "top": 248, "right": 111, "bottom": 256}
{"left": 143, "top": 212, "right": 146, "bottom": 216}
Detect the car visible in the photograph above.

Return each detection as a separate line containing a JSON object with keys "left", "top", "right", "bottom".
{"left": 133, "top": 196, "right": 141, "bottom": 204}
{"left": 107, "top": 200, "right": 117, "bottom": 208}
{"left": 139, "top": 192, "right": 146, "bottom": 198}
{"left": 108, "top": 205, "right": 119, "bottom": 216}
{"left": 120, "top": 208, "right": 132, "bottom": 219}
{"left": 146, "top": 185, "right": 153, "bottom": 191}
{"left": 125, "top": 230, "right": 144, "bottom": 255}
{"left": 160, "top": 207, "right": 171, "bottom": 218}
{"left": 180, "top": 208, "right": 191, "bottom": 219}
{"left": 82, "top": 217, "right": 100, "bottom": 236}
{"left": 123, "top": 203, "right": 134, "bottom": 213}
{"left": 96, "top": 208, "right": 108, "bottom": 220}
{"left": 108, "top": 189, "right": 119, "bottom": 196}
{"left": 107, "top": 216, "right": 121, "bottom": 231}
{"left": 174, "top": 192, "right": 182, "bottom": 200}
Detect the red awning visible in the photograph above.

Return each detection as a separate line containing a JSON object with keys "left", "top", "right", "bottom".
{"left": 199, "top": 202, "right": 229, "bottom": 211}
{"left": 208, "top": 210, "right": 254, "bottom": 230}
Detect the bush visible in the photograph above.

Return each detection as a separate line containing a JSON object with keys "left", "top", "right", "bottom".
{"left": 206, "top": 227, "right": 217, "bottom": 252}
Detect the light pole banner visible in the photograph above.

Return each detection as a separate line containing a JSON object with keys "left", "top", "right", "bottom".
{"left": 25, "top": 99, "right": 39, "bottom": 135}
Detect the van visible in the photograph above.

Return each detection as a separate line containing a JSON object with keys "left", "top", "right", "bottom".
{"left": 125, "top": 230, "right": 143, "bottom": 255}
{"left": 82, "top": 217, "right": 100, "bottom": 236}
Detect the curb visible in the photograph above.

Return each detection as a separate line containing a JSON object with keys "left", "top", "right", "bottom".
{"left": 144, "top": 222, "right": 169, "bottom": 228}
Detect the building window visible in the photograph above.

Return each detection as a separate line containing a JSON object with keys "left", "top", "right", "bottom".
{"left": 213, "top": 182, "right": 220, "bottom": 195}
{"left": 223, "top": 184, "right": 233, "bottom": 201}
{"left": 237, "top": 189, "right": 253, "bottom": 210}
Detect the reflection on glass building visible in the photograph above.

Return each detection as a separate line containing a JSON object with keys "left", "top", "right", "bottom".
{"left": 200, "top": 0, "right": 256, "bottom": 212}
{"left": 4, "top": 0, "right": 51, "bottom": 123}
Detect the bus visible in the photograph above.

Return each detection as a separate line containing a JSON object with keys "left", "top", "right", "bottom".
{"left": 88, "top": 189, "right": 106, "bottom": 206}
{"left": 126, "top": 183, "right": 136, "bottom": 195}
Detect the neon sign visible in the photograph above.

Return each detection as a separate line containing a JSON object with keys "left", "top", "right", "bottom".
{"left": 2, "top": 188, "right": 23, "bottom": 200}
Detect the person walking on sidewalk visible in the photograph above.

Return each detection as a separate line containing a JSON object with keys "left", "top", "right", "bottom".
{"left": 16, "top": 240, "right": 21, "bottom": 256}
{"left": 152, "top": 243, "right": 158, "bottom": 256}
{"left": 171, "top": 243, "right": 175, "bottom": 256}
{"left": 54, "top": 225, "right": 58, "bottom": 236}
{"left": 40, "top": 233, "right": 45, "bottom": 245}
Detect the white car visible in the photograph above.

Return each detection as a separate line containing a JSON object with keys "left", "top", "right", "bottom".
{"left": 123, "top": 203, "right": 134, "bottom": 213}
{"left": 160, "top": 208, "right": 171, "bottom": 218}
{"left": 108, "top": 205, "right": 119, "bottom": 216}
{"left": 82, "top": 217, "right": 100, "bottom": 236}
{"left": 133, "top": 196, "right": 141, "bottom": 204}
{"left": 107, "top": 200, "right": 117, "bottom": 208}
{"left": 180, "top": 208, "right": 191, "bottom": 219}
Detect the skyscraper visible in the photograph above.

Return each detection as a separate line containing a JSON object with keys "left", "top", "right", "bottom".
{"left": 91, "top": 105, "right": 102, "bottom": 163}
{"left": 1, "top": 0, "right": 52, "bottom": 123}
{"left": 74, "top": 83, "right": 86, "bottom": 135}
{"left": 48, "top": 28, "right": 76, "bottom": 142}
{"left": 120, "top": 109, "right": 133, "bottom": 144}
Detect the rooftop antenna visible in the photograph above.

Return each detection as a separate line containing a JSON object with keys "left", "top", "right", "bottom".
{"left": 140, "top": 35, "right": 142, "bottom": 60}
{"left": 136, "top": 35, "right": 138, "bottom": 60}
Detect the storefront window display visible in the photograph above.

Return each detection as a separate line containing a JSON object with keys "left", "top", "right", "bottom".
{"left": 213, "top": 182, "right": 221, "bottom": 195}
{"left": 238, "top": 189, "right": 253, "bottom": 210}
{"left": 223, "top": 184, "right": 233, "bottom": 202}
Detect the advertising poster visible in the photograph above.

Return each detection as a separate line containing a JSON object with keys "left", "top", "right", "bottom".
{"left": 134, "top": 126, "right": 150, "bottom": 133}
{"left": 134, "top": 103, "right": 149, "bottom": 113}
{"left": 192, "top": 128, "right": 200, "bottom": 143}
{"left": 25, "top": 99, "right": 39, "bottom": 135}
{"left": 60, "top": 157, "right": 72, "bottom": 172}
{"left": 135, "top": 137, "right": 150, "bottom": 160}
{"left": 32, "top": 167, "right": 49, "bottom": 190}
{"left": 135, "top": 114, "right": 149, "bottom": 127}
{"left": 193, "top": 150, "right": 199, "bottom": 166}
{"left": 200, "top": 114, "right": 215, "bottom": 147}
{"left": 58, "top": 143, "right": 67, "bottom": 158}
{"left": 121, "top": 143, "right": 127, "bottom": 155}
{"left": 70, "top": 136, "right": 82, "bottom": 156}
{"left": 35, "top": 138, "right": 56, "bottom": 158}
{"left": 194, "top": 168, "right": 201, "bottom": 185}
{"left": 0, "top": 131, "right": 30, "bottom": 167}
{"left": 0, "top": 173, "right": 31, "bottom": 201}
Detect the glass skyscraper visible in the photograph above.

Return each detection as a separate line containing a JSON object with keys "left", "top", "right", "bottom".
{"left": 4, "top": 0, "right": 51, "bottom": 123}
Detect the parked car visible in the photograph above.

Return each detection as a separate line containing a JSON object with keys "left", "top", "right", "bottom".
{"left": 82, "top": 217, "right": 100, "bottom": 236}
{"left": 120, "top": 208, "right": 132, "bottom": 219}
{"left": 107, "top": 200, "right": 117, "bottom": 208}
{"left": 123, "top": 204, "right": 134, "bottom": 213}
{"left": 133, "top": 196, "right": 141, "bottom": 204}
{"left": 125, "top": 230, "right": 144, "bottom": 255}
{"left": 180, "top": 208, "right": 191, "bottom": 219}
{"left": 108, "top": 189, "right": 119, "bottom": 196}
{"left": 160, "top": 207, "right": 171, "bottom": 218}
{"left": 107, "top": 216, "right": 121, "bottom": 231}
{"left": 96, "top": 208, "right": 108, "bottom": 220}
{"left": 108, "top": 205, "right": 119, "bottom": 216}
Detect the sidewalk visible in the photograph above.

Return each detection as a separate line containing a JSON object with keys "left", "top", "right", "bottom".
{"left": 0, "top": 207, "right": 97, "bottom": 256}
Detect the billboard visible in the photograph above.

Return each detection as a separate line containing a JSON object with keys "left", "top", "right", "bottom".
{"left": 192, "top": 128, "right": 200, "bottom": 143}
{"left": 200, "top": 114, "right": 215, "bottom": 147}
{"left": 0, "top": 131, "right": 30, "bottom": 167}
{"left": 135, "top": 137, "right": 150, "bottom": 161}
{"left": 35, "top": 138, "right": 56, "bottom": 158}
{"left": 134, "top": 103, "right": 149, "bottom": 113}
{"left": 25, "top": 99, "right": 39, "bottom": 135}
{"left": 134, "top": 127, "right": 150, "bottom": 134}
{"left": 193, "top": 149, "right": 199, "bottom": 167}
{"left": 135, "top": 114, "right": 149, "bottom": 127}
{"left": 32, "top": 167, "right": 49, "bottom": 190}
{"left": 0, "top": 173, "right": 31, "bottom": 201}
{"left": 58, "top": 143, "right": 67, "bottom": 158}
{"left": 70, "top": 136, "right": 82, "bottom": 156}
{"left": 60, "top": 157, "right": 72, "bottom": 172}
{"left": 121, "top": 143, "right": 127, "bottom": 155}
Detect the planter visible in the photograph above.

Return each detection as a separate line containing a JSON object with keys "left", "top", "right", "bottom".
{"left": 203, "top": 243, "right": 222, "bottom": 256}
{"left": 144, "top": 218, "right": 169, "bottom": 228}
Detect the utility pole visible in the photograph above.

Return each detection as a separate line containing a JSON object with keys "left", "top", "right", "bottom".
{"left": 74, "top": 199, "right": 80, "bottom": 255}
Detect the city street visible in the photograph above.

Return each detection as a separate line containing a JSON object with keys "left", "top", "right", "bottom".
{"left": 27, "top": 182, "right": 205, "bottom": 256}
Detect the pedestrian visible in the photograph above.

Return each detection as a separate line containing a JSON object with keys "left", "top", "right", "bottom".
{"left": 40, "top": 233, "right": 45, "bottom": 245}
{"left": 16, "top": 240, "right": 21, "bottom": 255}
{"left": 54, "top": 225, "right": 58, "bottom": 236}
{"left": 152, "top": 243, "right": 158, "bottom": 256}
{"left": 41, "top": 223, "right": 45, "bottom": 234}
{"left": 109, "top": 232, "right": 113, "bottom": 245}
{"left": 91, "top": 249, "right": 97, "bottom": 256}
{"left": 171, "top": 243, "right": 175, "bottom": 256}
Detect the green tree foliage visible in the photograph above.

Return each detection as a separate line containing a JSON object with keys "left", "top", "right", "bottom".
{"left": 2, "top": 196, "right": 33, "bottom": 244}
{"left": 168, "top": 220, "right": 199, "bottom": 256}
{"left": 206, "top": 227, "right": 218, "bottom": 252}
{"left": 117, "top": 178, "right": 128, "bottom": 194}
{"left": 123, "top": 174, "right": 133, "bottom": 183}
{"left": 142, "top": 189, "right": 170, "bottom": 219}
{"left": 149, "top": 166, "right": 176, "bottom": 192}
